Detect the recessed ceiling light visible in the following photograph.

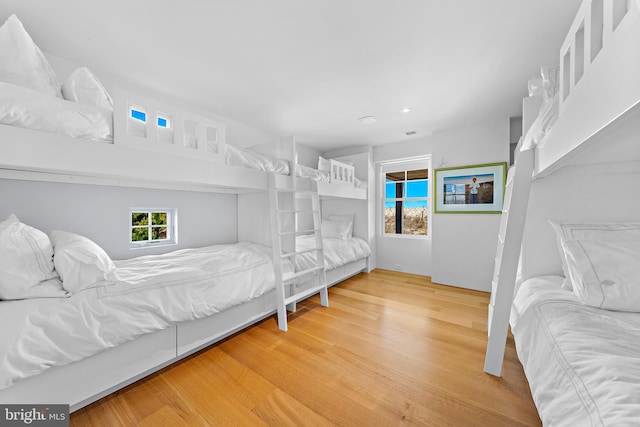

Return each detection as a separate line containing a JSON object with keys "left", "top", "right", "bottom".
{"left": 358, "top": 115, "right": 378, "bottom": 125}
{"left": 401, "top": 107, "right": 411, "bottom": 113}
{"left": 405, "top": 130, "right": 417, "bottom": 136}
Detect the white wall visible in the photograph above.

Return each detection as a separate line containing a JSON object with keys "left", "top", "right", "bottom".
{"left": 373, "top": 137, "right": 432, "bottom": 276}
{"left": 431, "top": 118, "right": 510, "bottom": 291}
{"left": 522, "top": 161, "right": 640, "bottom": 282}
{"left": 296, "top": 143, "right": 322, "bottom": 168}
{"left": 0, "top": 179, "right": 237, "bottom": 260}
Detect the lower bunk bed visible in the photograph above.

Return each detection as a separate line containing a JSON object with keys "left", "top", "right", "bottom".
{"left": 295, "top": 233, "right": 371, "bottom": 286}
{"left": 511, "top": 275, "right": 640, "bottom": 426}
{"left": 0, "top": 216, "right": 283, "bottom": 410}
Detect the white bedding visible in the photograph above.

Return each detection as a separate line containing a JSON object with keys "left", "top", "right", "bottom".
{"left": 0, "top": 82, "right": 113, "bottom": 142}
{"left": 0, "top": 242, "right": 275, "bottom": 390}
{"left": 225, "top": 144, "right": 290, "bottom": 175}
{"left": 296, "top": 163, "right": 330, "bottom": 182}
{"left": 511, "top": 275, "right": 640, "bottom": 426}
{"left": 294, "top": 235, "right": 370, "bottom": 271}
{"left": 522, "top": 93, "right": 559, "bottom": 150}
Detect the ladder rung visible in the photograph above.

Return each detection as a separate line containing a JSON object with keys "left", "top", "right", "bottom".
{"left": 284, "top": 283, "right": 328, "bottom": 306}
{"left": 282, "top": 266, "right": 325, "bottom": 282}
{"left": 281, "top": 248, "right": 323, "bottom": 258}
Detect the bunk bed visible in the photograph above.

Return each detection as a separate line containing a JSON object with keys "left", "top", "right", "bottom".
{"left": 0, "top": 13, "right": 371, "bottom": 410}
{"left": 485, "top": 0, "right": 640, "bottom": 424}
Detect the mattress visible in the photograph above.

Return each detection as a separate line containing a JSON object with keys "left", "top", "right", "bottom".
{"left": 0, "top": 242, "right": 276, "bottom": 390}
{"left": 511, "top": 275, "right": 640, "bottom": 426}
{"left": 294, "top": 235, "right": 371, "bottom": 271}
{"left": 0, "top": 82, "right": 113, "bottom": 142}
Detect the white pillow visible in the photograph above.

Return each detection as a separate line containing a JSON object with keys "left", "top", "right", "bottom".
{"left": 562, "top": 239, "right": 640, "bottom": 311}
{"left": 62, "top": 67, "right": 113, "bottom": 110}
{"left": 328, "top": 213, "right": 354, "bottom": 239}
{"left": 541, "top": 65, "right": 559, "bottom": 105}
{"left": 321, "top": 220, "right": 351, "bottom": 240}
{"left": 0, "top": 214, "right": 67, "bottom": 300}
{"left": 0, "top": 15, "right": 62, "bottom": 98}
{"left": 549, "top": 221, "right": 640, "bottom": 290}
{"left": 50, "top": 230, "right": 116, "bottom": 293}
{"left": 318, "top": 156, "right": 331, "bottom": 172}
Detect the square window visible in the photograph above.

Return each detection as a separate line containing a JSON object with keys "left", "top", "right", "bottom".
{"left": 130, "top": 209, "right": 177, "bottom": 248}
{"left": 130, "top": 108, "right": 147, "bottom": 123}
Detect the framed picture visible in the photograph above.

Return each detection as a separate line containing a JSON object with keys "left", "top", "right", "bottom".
{"left": 434, "top": 162, "right": 507, "bottom": 214}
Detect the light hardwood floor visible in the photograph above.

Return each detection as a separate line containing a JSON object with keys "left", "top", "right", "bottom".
{"left": 71, "top": 269, "right": 541, "bottom": 426}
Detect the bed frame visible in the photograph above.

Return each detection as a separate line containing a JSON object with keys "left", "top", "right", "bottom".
{"left": 0, "top": 290, "right": 278, "bottom": 411}
{"left": 533, "top": 0, "right": 640, "bottom": 177}
{"left": 485, "top": 0, "right": 640, "bottom": 377}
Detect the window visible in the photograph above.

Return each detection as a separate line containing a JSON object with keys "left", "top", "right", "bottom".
{"left": 157, "top": 113, "right": 172, "bottom": 129}
{"left": 381, "top": 159, "right": 430, "bottom": 237}
{"left": 130, "top": 209, "right": 177, "bottom": 247}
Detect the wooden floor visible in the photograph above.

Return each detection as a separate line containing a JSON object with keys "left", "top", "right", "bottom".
{"left": 71, "top": 269, "right": 540, "bottom": 426}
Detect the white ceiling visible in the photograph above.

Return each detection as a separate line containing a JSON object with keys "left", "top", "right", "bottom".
{"left": 2, "top": 0, "right": 582, "bottom": 152}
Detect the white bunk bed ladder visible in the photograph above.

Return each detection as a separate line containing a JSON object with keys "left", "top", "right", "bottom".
{"left": 269, "top": 174, "right": 328, "bottom": 332}
{"left": 484, "top": 147, "right": 535, "bottom": 376}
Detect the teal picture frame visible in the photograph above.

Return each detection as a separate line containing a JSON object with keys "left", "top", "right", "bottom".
{"left": 434, "top": 162, "right": 507, "bottom": 214}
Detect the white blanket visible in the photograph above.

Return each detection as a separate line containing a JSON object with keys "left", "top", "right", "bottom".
{"left": 0, "top": 242, "right": 275, "bottom": 390}
{"left": 294, "top": 235, "right": 370, "bottom": 271}
{"left": 0, "top": 82, "right": 113, "bottom": 142}
{"left": 225, "top": 144, "right": 290, "bottom": 175}
{"left": 511, "top": 276, "right": 640, "bottom": 426}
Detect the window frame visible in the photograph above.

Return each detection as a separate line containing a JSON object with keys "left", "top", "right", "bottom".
{"left": 380, "top": 158, "right": 431, "bottom": 239}
{"left": 130, "top": 208, "right": 178, "bottom": 249}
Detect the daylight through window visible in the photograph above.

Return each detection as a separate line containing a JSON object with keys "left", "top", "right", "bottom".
{"left": 130, "top": 209, "right": 176, "bottom": 247}
{"left": 383, "top": 165, "right": 429, "bottom": 236}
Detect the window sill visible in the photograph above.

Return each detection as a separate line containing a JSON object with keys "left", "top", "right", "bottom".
{"left": 130, "top": 240, "right": 178, "bottom": 250}
{"left": 381, "top": 233, "right": 430, "bottom": 241}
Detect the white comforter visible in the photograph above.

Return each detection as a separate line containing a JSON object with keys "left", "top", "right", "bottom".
{"left": 0, "top": 242, "right": 275, "bottom": 390}
{"left": 511, "top": 276, "right": 640, "bottom": 426}
{"left": 0, "top": 82, "right": 113, "bottom": 142}
{"left": 294, "top": 235, "right": 370, "bottom": 271}
{"left": 225, "top": 144, "right": 290, "bottom": 175}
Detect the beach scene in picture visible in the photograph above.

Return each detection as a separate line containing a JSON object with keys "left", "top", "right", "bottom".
{"left": 443, "top": 173, "right": 494, "bottom": 205}
{"left": 384, "top": 169, "right": 428, "bottom": 235}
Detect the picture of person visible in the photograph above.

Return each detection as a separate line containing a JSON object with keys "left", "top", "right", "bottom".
{"left": 469, "top": 177, "right": 480, "bottom": 204}
{"left": 442, "top": 173, "right": 494, "bottom": 205}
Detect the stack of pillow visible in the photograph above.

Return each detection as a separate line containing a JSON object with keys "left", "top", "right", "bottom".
{"left": 0, "top": 214, "right": 116, "bottom": 300}
{"left": 321, "top": 214, "right": 354, "bottom": 240}
{"left": 0, "top": 14, "right": 113, "bottom": 141}
{"left": 550, "top": 220, "right": 640, "bottom": 312}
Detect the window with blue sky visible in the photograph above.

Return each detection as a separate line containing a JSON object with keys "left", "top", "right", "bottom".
{"left": 384, "top": 168, "right": 429, "bottom": 236}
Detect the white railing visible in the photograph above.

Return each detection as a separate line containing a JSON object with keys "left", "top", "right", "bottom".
{"left": 559, "top": 0, "right": 633, "bottom": 114}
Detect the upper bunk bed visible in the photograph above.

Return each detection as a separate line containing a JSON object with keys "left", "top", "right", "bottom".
{"left": 0, "top": 14, "right": 368, "bottom": 200}
{"left": 522, "top": 0, "right": 640, "bottom": 177}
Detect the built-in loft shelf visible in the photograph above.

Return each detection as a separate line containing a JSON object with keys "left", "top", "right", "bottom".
{"left": 0, "top": 125, "right": 268, "bottom": 193}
